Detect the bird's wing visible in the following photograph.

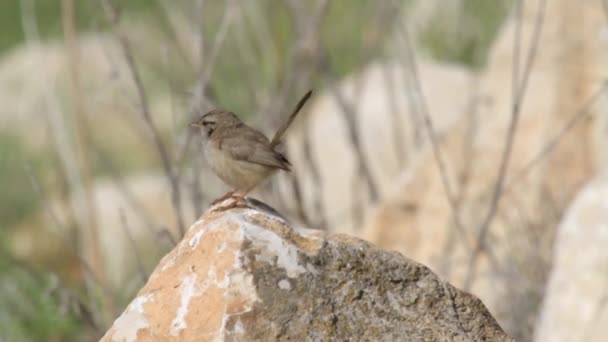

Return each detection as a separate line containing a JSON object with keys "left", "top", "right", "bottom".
{"left": 220, "top": 127, "right": 291, "bottom": 171}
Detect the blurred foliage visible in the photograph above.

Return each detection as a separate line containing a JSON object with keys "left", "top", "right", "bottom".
{"left": 418, "top": 0, "right": 512, "bottom": 67}
{"left": 0, "top": 132, "right": 40, "bottom": 229}
{"left": 0, "top": 256, "right": 84, "bottom": 341}
{"left": 0, "top": 0, "right": 154, "bottom": 54}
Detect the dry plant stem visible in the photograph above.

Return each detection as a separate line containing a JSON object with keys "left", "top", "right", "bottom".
{"left": 380, "top": 62, "right": 407, "bottom": 167}
{"left": 119, "top": 209, "right": 148, "bottom": 284}
{"left": 464, "top": 0, "right": 547, "bottom": 290}
{"left": 101, "top": 0, "right": 186, "bottom": 237}
{"left": 322, "top": 62, "right": 379, "bottom": 202}
{"left": 175, "top": 1, "right": 232, "bottom": 186}
{"left": 257, "top": 0, "right": 324, "bottom": 224}
{"left": 62, "top": 0, "right": 113, "bottom": 319}
{"left": 194, "top": 0, "right": 234, "bottom": 109}
{"left": 505, "top": 82, "right": 608, "bottom": 192}
{"left": 23, "top": 163, "right": 113, "bottom": 330}
{"left": 188, "top": 0, "right": 207, "bottom": 218}
{"left": 269, "top": 0, "right": 326, "bottom": 123}
{"left": 0, "top": 248, "right": 102, "bottom": 333}
{"left": 153, "top": 0, "right": 197, "bottom": 69}
{"left": 92, "top": 143, "right": 173, "bottom": 247}
{"left": 396, "top": 11, "right": 472, "bottom": 249}
{"left": 438, "top": 94, "right": 482, "bottom": 276}
{"left": 20, "top": 0, "right": 111, "bottom": 327}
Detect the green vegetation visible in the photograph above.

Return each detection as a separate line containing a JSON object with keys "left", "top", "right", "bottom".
{"left": 0, "top": 0, "right": 154, "bottom": 54}
{"left": 0, "top": 254, "right": 84, "bottom": 341}
{"left": 0, "top": 133, "right": 40, "bottom": 229}
{"left": 418, "top": 0, "right": 513, "bottom": 67}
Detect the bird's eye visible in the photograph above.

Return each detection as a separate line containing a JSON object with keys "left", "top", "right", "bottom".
{"left": 202, "top": 120, "right": 213, "bottom": 126}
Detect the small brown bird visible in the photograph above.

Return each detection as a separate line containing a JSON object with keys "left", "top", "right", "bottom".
{"left": 190, "top": 90, "right": 312, "bottom": 210}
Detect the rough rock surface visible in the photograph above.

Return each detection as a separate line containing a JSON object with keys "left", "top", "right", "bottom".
{"left": 534, "top": 171, "right": 608, "bottom": 342}
{"left": 101, "top": 205, "right": 510, "bottom": 341}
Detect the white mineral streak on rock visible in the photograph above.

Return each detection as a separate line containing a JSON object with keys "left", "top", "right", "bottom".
{"left": 216, "top": 214, "right": 272, "bottom": 340}
{"left": 188, "top": 222, "right": 210, "bottom": 249}
{"left": 160, "top": 255, "right": 176, "bottom": 272}
{"left": 110, "top": 293, "right": 153, "bottom": 342}
{"left": 234, "top": 212, "right": 309, "bottom": 277}
{"left": 278, "top": 279, "right": 292, "bottom": 290}
{"left": 170, "top": 273, "right": 199, "bottom": 336}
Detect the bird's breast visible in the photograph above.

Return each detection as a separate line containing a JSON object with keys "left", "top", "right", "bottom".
{"left": 203, "top": 142, "right": 273, "bottom": 191}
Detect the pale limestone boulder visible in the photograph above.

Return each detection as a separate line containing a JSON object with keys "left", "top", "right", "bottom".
{"left": 534, "top": 170, "right": 608, "bottom": 342}
{"left": 363, "top": 0, "right": 608, "bottom": 339}
{"left": 101, "top": 204, "right": 511, "bottom": 341}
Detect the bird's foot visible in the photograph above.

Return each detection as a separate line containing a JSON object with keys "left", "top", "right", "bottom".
{"left": 210, "top": 191, "right": 236, "bottom": 206}
{"left": 212, "top": 195, "right": 250, "bottom": 212}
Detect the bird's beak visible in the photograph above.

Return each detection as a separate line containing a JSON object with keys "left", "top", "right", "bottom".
{"left": 189, "top": 122, "right": 202, "bottom": 128}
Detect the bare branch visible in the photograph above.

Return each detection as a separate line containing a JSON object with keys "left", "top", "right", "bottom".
{"left": 193, "top": 0, "right": 235, "bottom": 109}
{"left": 464, "top": 0, "right": 547, "bottom": 290}
{"left": 506, "top": 81, "right": 608, "bottom": 192}
{"left": 100, "top": 0, "right": 186, "bottom": 237}
{"left": 23, "top": 162, "right": 113, "bottom": 326}
{"left": 395, "top": 6, "right": 473, "bottom": 249}
{"left": 119, "top": 209, "right": 148, "bottom": 284}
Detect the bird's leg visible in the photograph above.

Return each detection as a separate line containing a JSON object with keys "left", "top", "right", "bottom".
{"left": 210, "top": 190, "right": 235, "bottom": 206}
{"left": 213, "top": 187, "right": 255, "bottom": 212}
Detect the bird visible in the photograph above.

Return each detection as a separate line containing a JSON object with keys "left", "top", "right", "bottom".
{"left": 190, "top": 90, "right": 312, "bottom": 210}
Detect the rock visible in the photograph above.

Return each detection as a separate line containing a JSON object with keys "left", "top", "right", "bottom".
{"left": 101, "top": 205, "right": 511, "bottom": 341}
{"left": 534, "top": 170, "right": 608, "bottom": 342}
{"left": 362, "top": 0, "right": 608, "bottom": 339}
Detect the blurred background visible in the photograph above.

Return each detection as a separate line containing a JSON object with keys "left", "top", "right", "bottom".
{"left": 1, "top": 0, "right": 607, "bottom": 341}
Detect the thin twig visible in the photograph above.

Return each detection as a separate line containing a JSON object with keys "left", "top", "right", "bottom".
{"left": 464, "top": 0, "right": 547, "bottom": 289}
{"left": 62, "top": 0, "right": 113, "bottom": 319}
{"left": 321, "top": 62, "right": 380, "bottom": 202}
{"left": 396, "top": 7, "right": 473, "bottom": 249}
{"left": 101, "top": 0, "right": 186, "bottom": 237}
{"left": 505, "top": 81, "right": 608, "bottom": 192}
{"left": 193, "top": 0, "right": 235, "bottom": 109}
{"left": 20, "top": 0, "right": 113, "bottom": 326}
{"left": 0, "top": 248, "right": 102, "bottom": 333}
{"left": 189, "top": 0, "right": 207, "bottom": 219}
{"left": 119, "top": 209, "right": 148, "bottom": 284}
{"left": 176, "top": 1, "right": 233, "bottom": 186}
{"left": 23, "top": 163, "right": 110, "bottom": 293}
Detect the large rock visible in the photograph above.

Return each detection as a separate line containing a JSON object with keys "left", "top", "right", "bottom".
{"left": 534, "top": 170, "right": 608, "bottom": 342}
{"left": 101, "top": 204, "right": 511, "bottom": 341}
{"left": 362, "top": 0, "right": 608, "bottom": 339}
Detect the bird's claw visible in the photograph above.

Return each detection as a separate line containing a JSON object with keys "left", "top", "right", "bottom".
{"left": 210, "top": 191, "right": 236, "bottom": 206}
